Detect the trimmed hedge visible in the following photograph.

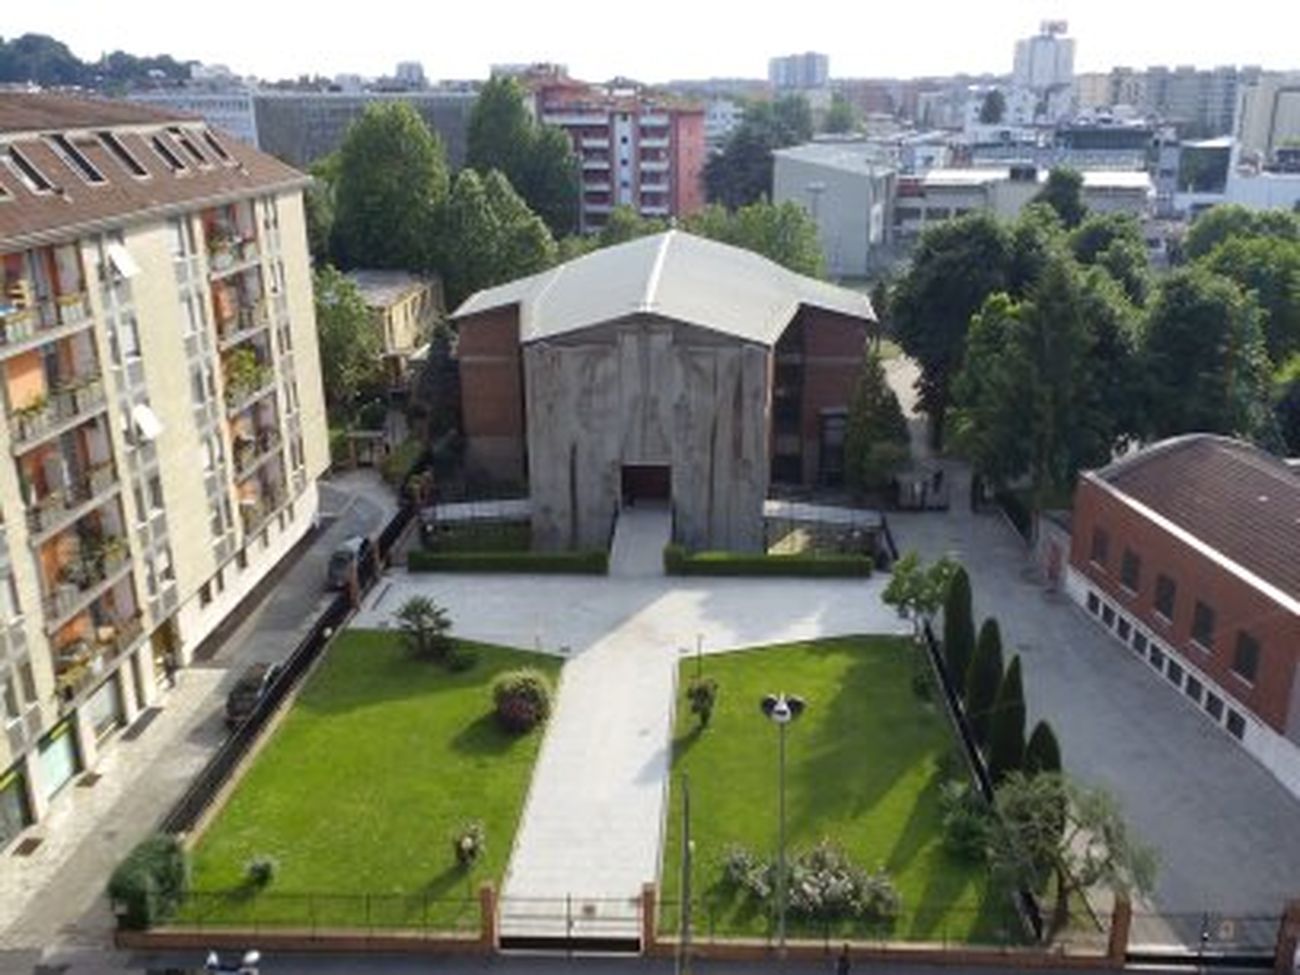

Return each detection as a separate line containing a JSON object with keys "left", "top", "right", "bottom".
{"left": 107, "top": 834, "right": 188, "bottom": 931}
{"left": 408, "top": 548, "right": 608, "bottom": 574}
{"left": 663, "top": 544, "right": 872, "bottom": 577}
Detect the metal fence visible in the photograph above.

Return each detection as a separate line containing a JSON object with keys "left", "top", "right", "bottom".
{"left": 1129, "top": 910, "right": 1281, "bottom": 960}
{"left": 172, "top": 889, "right": 479, "bottom": 935}
{"left": 497, "top": 895, "right": 642, "bottom": 950}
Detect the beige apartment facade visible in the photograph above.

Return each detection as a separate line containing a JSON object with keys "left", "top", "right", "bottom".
{"left": 345, "top": 270, "right": 441, "bottom": 391}
{"left": 0, "top": 94, "right": 328, "bottom": 844}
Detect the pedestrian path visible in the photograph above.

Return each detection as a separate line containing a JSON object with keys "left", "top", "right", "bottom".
{"left": 608, "top": 505, "right": 672, "bottom": 577}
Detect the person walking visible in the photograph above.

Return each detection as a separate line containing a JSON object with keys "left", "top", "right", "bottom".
{"left": 836, "top": 942, "right": 851, "bottom": 975}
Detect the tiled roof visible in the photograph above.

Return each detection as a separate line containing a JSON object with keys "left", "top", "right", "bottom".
{"left": 1095, "top": 435, "right": 1300, "bottom": 602}
{"left": 0, "top": 93, "right": 308, "bottom": 249}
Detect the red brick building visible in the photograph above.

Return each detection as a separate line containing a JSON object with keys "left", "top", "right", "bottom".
{"left": 453, "top": 231, "right": 873, "bottom": 551}
{"left": 1067, "top": 435, "right": 1300, "bottom": 797}
{"left": 534, "top": 78, "right": 706, "bottom": 233}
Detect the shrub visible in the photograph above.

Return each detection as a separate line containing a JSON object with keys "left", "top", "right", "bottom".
{"left": 107, "top": 834, "right": 188, "bottom": 931}
{"left": 245, "top": 855, "right": 278, "bottom": 889}
{"left": 721, "top": 844, "right": 771, "bottom": 899}
{"left": 445, "top": 645, "right": 480, "bottom": 673}
{"left": 966, "top": 619, "right": 1005, "bottom": 748}
{"left": 662, "top": 548, "right": 872, "bottom": 577}
{"left": 988, "top": 655, "right": 1026, "bottom": 784}
{"left": 939, "top": 781, "right": 990, "bottom": 862}
{"left": 408, "top": 549, "right": 608, "bottom": 574}
{"left": 492, "top": 668, "right": 554, "bottom": 734}
{"left": 686, "top": 676, "right": 718, "bottom": 728}
{"left": 381, "top": 436, "right": 426, "bottom": 488}
{"left": 786, "top": 841, "right": 901, "bottom": 924}
{"left": 942, "top": 567, "right": 975, "bottom": 698}
{"left": 452, "top": 820, "right": 486, "bottom": 869}
{"left": 395, "top": 595, "right": 452, "bottom": 663}
{"left": 1025, "top": 720, "right": 1062, "bottom": 776}
{"left": 910, "top": 667, "right": 933, "bottom": 701}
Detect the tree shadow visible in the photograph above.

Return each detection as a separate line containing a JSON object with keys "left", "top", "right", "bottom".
{"left": 449, "top": 712, "right": 515, "bottom": 756}
{"left": 882, "top": 764, "right": 948, "bottom": 876}
{"left": 672, "top": 722, "right": 706, "bottom": 761}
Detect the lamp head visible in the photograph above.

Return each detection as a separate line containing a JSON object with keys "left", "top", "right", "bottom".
{"left": 760, "top": 693, "right": 806, "bottom": 725}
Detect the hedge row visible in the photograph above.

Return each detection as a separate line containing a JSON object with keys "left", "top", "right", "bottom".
{"left": 408, "top": 548, "right": 608, "bottom": 574}
{"left": 107, "top": 834, "right": 188, "bottom": 930}
{"left": 663, "top": 544, "right": 872, "bottom": 577}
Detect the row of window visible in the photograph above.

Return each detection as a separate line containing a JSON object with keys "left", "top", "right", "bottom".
{"left": 196, "top": 500, "right": 297, "bottom": 609}
{"left": 1085, "top": 590, "right": 1248, "bottom": 741}
{"left": 1090, "top": 527, "right": 1262, "bottom": 684}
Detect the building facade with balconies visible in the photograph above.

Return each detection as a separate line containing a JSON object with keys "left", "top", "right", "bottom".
{"left": 538, "top": 83, "right": 706, "bottom": 233}
{"left": 0, "top": 94, "right": 329, "bottom": 846}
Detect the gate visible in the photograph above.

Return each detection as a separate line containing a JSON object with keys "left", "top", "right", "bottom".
{"left": 1128, "top": 910, "right": 1281, "bottom": 969}
{"left": 497, "top": 894, "right": 642, "bottom": 953}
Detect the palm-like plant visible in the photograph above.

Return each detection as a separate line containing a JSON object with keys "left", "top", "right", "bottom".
{"left": 395, "top": 595, "right": 452, "bottom": 661}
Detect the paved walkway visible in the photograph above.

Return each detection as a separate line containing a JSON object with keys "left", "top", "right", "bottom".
{"left": 357, "top": 562, "right": 907, "bottom": 940}
{"left": 609, "top": 506, "right": 672, "bottom": 577}
{"left": 0, "top": 472, "right": 396, "bottom": 973}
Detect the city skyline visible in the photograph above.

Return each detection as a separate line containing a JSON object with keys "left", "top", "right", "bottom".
{"left": 5, "top": 0, "right": 1299, "bottom": 86}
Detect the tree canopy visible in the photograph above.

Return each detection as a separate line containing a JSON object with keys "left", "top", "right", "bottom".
{"left": 704, "top": 95, "right": 813, "bottom": 209}
{"left": 1032, "top": 167, "right": 1087, "bottom": 229}
{"left": 823, "top": 93, "right": 859, "bottom": 134}
{"left": 331, "top": 102, "right": 449, "bottom": 271}
{"left": 313, "top": 266, "right": 385, "bottom": 423}
{"left": 978, "top": 89, "right": 1006, "bottom": 125}
{"left": 843, "top": 349, "right": 910, "bottom": 493}
{"left": 1184, "top": 204, "right": 1300, "bottom": 261}
{"left": 684, "top": 200, "right": 826, "bottom": 278}
{"left": 1201, "top": 235, "right": 1300, "bottom": 364}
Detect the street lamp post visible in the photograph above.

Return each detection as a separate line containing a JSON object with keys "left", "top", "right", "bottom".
{"left": 760, "top": 692, "right": 806, "bottom": 956}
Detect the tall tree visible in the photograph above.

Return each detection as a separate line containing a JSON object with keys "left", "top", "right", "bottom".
{"left": 1033, "top": 167, "right": 1087, "bottom": 229}
{"left": 332, "top": 102, "right": 449, "bottom": 271}
{"left": 703, "top": 95, "right": 812, "bottom": 209}
{"left": 1276, "top": 354, "right": 1300, "bottom": 454}
{"left": 823, "top": 93, "right": 859, "bottom": 134}
{"left": 684, "top": 201, "right": 826, "bottom": 277}
{"left": 467, "top": 77, "right": 580, "bottom": 238}
{"left": 1141, "top": 267, "right": 1275, "bottom": 442}
{"left": 988, "top": 655, "right": 1026, "bottom": 784}
{"left": 882, "top": 552, "right": 960, "bottom": 642}
{"left": 1025, "top": 721, "right": 1062, "bottom": 776}
{"left": 988, "top": 773, "right": 1157, "bottom": 937}
{"left": 978, "top": 89, "right": 1006, "bottom": 125}
{"left": 1184, "top": 204, "right": 1300, "bottom": 260}
{"left": 1071, "top": 212, "right": 1145, "bottom": 265}
{"left": 891, "top": 213, "right": 1014, "bottom": 444}
{"left": 1202, "top": 235, "right": 1300, "bottom": 364}
{"left": 598, "top": 205, "right": 668, "bottom": 247}
{"left": 942, "top": 567, "right": 976, "bottom": 696}
{"left": 843, "top": 349, "right": 910, "bottom": 493}
{"left": 966, "top": 618, "right": 1005, "bottom": 749}
{"left": 313, "top": 266, "right": 385, "bottom": 423}
{"left": 303, "top": 153, "right": 339, "bottom": 266}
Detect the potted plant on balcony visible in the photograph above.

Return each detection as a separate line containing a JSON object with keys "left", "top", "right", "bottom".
{"left": 14, "top": 393, "right": 48, "bottom": 438}
{"left": 224, "top": 347, "right": 263, "bottom": 405}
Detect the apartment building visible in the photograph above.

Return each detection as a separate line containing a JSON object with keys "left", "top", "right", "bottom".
{"left": 0, "top": 94, "right": 329, "bottom": 845}
{"left": 1067, "top": 435, "right": 1300, "bottom": 799}
{"left": 769, "top": 53, "right": 830, "bottom": 92}
{"left": 345, "top": 270, "right": 441, "bottom": 392}
{"left": 537, "top": 81, "right": 706, "bottom": 233}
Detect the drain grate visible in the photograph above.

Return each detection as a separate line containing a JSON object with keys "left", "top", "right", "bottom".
{"left": 12, "top": 836, "right": 42, "bottom": 856}
{"left": 77, "top": 772, "right": 102, "bottom": 788}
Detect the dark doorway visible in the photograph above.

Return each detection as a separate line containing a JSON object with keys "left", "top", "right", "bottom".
{"left": 621, "top": 464, "right": 670, "bottom": 505}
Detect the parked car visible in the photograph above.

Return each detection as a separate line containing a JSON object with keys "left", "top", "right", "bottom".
{"left": 326, "top": 535, "right": 375, "bottom": 590}
{"left": 225, "top": 662, "right": 282, "bottom": 729}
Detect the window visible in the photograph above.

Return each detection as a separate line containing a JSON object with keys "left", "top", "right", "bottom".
{"left": 1116, "top": 618, "right": 1131, "bottom": 641}
{"left": 2, "top": 675, "right": 20, "bottom": 722}
{"left": 48, "top": 134, "right": 106, "bottom": 184}
{"left": 1086, "top": 591, "right": 1100, "bottom": 615}
{"left": 168, "top": 127, "right": 209, "bottom": 166}
{"left": 215, "top": 568, "right": 224, "bottom": 594}
{"left": 1165, "top": 658, "right": 1183, "bottom": 686}
{"left": 1185, "top": 675, "right": 1203, "bottom": 703}
{"left": 1120, "top": 548, "right": 1141, "bottom": 592}
{"left": 235, "top": 549, "right": 248, "bottom": 571}
{"left": 202, "top": 129, "right": 234, "bottom": 163}
{"left": 1154, "top": 573, "right": 1176, "bottom": 620}
{"left": 1089, "top": 528, "right": 1109, "bottom": 567}
{"left": 0, "top": 574, "right": 20, "bottom": 622}
{"left": 1205, "top": 692, "right": 1223, "bottom": 721}
{"left": 1191, "top": 600, "right": 1216, "bottom": 649}
{"left": 1148, "top": 645, "right": 1165, "bottom": 669}
{"left": 1101, "top": 604, "right": 1115, "bottom": 627}
{"left": 5, "top": 146, "right": 55, "bottom": 193}
{"left": 99, "top": 131, "right": 149, "bottom": 177}
{"left": 149, "top": 134, "right": 187, "bottom": 173}
{"left": 119, "top": 314, "right": 141, "bottom": 361}
{"left": 18, "top": 661, "right": 36, "bottom": 703}
{"left": 1232, "top": 632, "right": 1260, "bottom": 684}
{"left": 147, "top": 474, "right": 164, "bottom": 511}
{"left": 199, "top": 582, "right": 212, "bottom": 607}
{"left": 1132, "top": 632, "right": 1148, "bottom": 653}
{"left": 1225, "top": 710, "right": 1246, "bottom": 740}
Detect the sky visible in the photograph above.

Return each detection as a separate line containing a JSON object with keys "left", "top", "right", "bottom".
{"left": 6, "top": 0, "right": 1300, "bottom": 83}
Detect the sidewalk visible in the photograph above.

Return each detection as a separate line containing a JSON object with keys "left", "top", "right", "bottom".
{"left": 0, "top": 472, "right": 396, "bottom": 968}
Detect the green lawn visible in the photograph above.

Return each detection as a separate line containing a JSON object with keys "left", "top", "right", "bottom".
{"left": 661, "top": 637, "right": 1019, "bottom": 944}
{"left": 184, "top": 630, "right": 560, "bottom": 931}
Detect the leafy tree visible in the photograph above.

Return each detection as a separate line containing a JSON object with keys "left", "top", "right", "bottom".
{"left": 408, "top": 321, "right": 461, "bottom": 443}
{"left": 869, "top": 279, "right": 891, "bottom": 342}
{"left": 1184, "top": 204, "right": 1300, "bottom": 260}
{"left": 1025, "top": 720, "right": 1062, "bottom": 776}
{"left": 1141, "top": 267, "right": 1275, "bottom": 442}
{"left": 467, "top": 77, "right": 580, "bottom": 237}
{"left": 1007, "top": 203, "right": 1067, "bottom": 297}
{"left": 1202, "top": 236, "right": 1300, "bottom": 363}
{"left": 598, "top": 205, "right": 668, "bottom": 247}
{"left": 481, "top": 170, "right": 558, "bottom": 281}
{"left": 892, "top": 213, "right": 1014, "bottom": 444}
{"left": 823, "top": 93, "right": 859, "bottom": 134}
{"left": 0, "top": 34, "right": 86, "bottom": 87}
{"left": 942, "top": 567, "right": 975, "bottom": 696}
{"left": 1095, "top": 237, "right": 1151, "bottom": 306}
{"left": 1275, "top": 354, "right": 1300, "bottom": 454}
{"left": 684, "top": 201, "right": 826, "bottom": 277}
{"left": 303, "top": 153, "right": 339, "bottom": 266}
{"left": 988, "top": 655, "right": 1026, "bottom": 783}
{"left": 1071, "top": 213, "right": 1145, "bottom": 265}
{"left": 843, "top": 349, "right": 910, "bottom": 493}
{"left": 313, "top": 266, "right": 385, "bottom": 423}
{"left": 332, "top": 102, "right": 449, "bottom": 271}
{"left": 1032, "top": 167, "right": 1087, "bottom": 229}
{"left": 988, "top": 773, "right": 1157, "bottom": 937}
{"left": 966, "top": 618, "right": 1005, "bottom": 748}
{"left": 395, "top": 595, "right": 453, "bottom": 662}
{"left": 978, "top": 89, "right": 1006, "bottom": 125}
{"left": 704, "top": 95, "right": 812, "bottom": 209}
{"left": 882, "top": 551, "right": 960, "bottom": 640}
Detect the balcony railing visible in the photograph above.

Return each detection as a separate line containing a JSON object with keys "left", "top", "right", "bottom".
{"left": 240, "top": 483, "right": 286, "bottom": 537}
{"left": 208, "top": 238, "right": 261, "bottom": 279}
{"left": 25, "top": 462, "right": 119, "bottom": 539}
{"left": 232, "top": 427, "right": 282, "bottom": 478}
{"left": 54, "top": 613, "right": 145, "bottom": 706}
{"left": 217, "top": 300, "right": 270, "bottom": 349}
{"left": 8, "top": 376, "right": 107, "bottom": 451}
{"left": 0, "top": 293, "right": 93, "bottom": 354}
{"left": 42, "top": 543, "right": 131, "bottom": 630}
{"left": 224, "top": 370, "right": 276, "bottom": 416}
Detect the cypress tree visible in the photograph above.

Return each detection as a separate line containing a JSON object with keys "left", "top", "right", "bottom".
{"left": 1025, "top": 720, "right": 1063, "bottom": 776}
{"left": 988, "top": 655, "right": 1026, "bottom": 783}
{"left": 942, "top": 566, "right": 976, "bottom": 698}
{"left": 966, "top": 618, "right": 1005, "bottom": 748}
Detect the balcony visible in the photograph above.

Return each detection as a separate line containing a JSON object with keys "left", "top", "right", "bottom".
{"left": 25, "top": 461, "right": 119, "bottom": 541}
{"left": 239, "top": 480, "right": 286, "bottom": 537}
{"left": 0, "top": 293, "right": 94, "bottom": 358}
{"left": 224, "top": 371, "right": 276, "bottom": 417}
{"left": 8, "top": 376, "right": 107, "bottom": 452}
{"left": 640, "top": 114, "right": 669, "bottom": 127}
{"left": 584, "top": 202, "right": 613, "bottom": 215}
{"left": 640, "top": 205, "right": 670, "bottom": 217}
{"left": 217, "top": 299, "right": 270, "bottom": 350}
{"left": 41, "top": 537, "right": 132, "bottom": 632}
{"left": 585, "top": 181, "right": 612, "bottom": 193}
{"left": 639, "top": 137, "right": 669, "bottom": 150}
{"left": 53, "top": 612, "right": 144, "bottom": 707}
{"left": 208, "top": 238, "right": 261, "bottom": 280}
{"left": 580, "top": 137, "right": 611, "bottom": 150}
{"left": 640, "top": 160, "right": 669, "bottom": 173}
{"left": 582, "top": 158, "right": 611, "bottom": 171}
{"left": 232, "top": 427, "right": 282, "bottom": 479}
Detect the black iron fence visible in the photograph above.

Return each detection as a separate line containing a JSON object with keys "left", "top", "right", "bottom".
{"left": 1128, "top": 910, "right": 1281, "bottom": 961}
{"left": 172, "top": 889, "right": 479, "bottom": 935}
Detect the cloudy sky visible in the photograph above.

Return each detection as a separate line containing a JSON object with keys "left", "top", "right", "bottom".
{"left": 7, "top": 0, "right": 1298, "bottom": 82}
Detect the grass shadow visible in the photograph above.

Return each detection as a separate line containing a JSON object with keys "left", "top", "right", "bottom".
{"left": 449, "top": 712, "right": 515, "bottom": 756}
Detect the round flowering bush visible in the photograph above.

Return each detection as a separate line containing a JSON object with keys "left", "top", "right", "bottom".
{"left": 492, "top": 668, "right": 554, "bottom": 734}
{"left": 452, "top": 820, "right": 486, "bottom": 869}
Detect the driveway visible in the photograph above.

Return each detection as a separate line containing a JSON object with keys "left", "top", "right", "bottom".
{"left": 888, "top": 461, "right": 1300, "bottom": 913}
